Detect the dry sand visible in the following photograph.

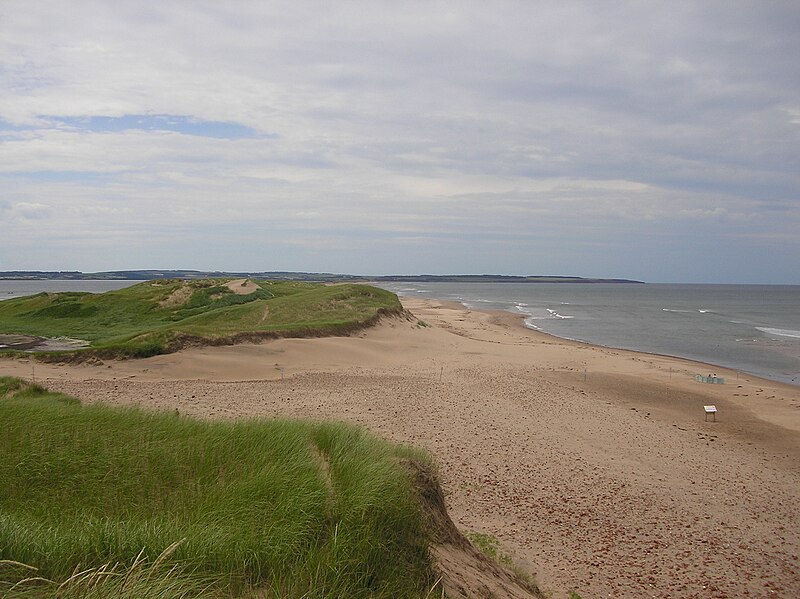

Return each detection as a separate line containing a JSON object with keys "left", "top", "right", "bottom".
{"left": 225, "top": 278, "right": 260, "bottom": 295}
{"left": 3, "top": 297, "right": 800, "bottom": 598}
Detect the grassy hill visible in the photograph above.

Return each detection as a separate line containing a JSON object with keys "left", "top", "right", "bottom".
{"left": 0, "top": 377, "right": 436, "bottom": 598}
{"left": 0, "top": 279, "right": 402, "bottom": 358}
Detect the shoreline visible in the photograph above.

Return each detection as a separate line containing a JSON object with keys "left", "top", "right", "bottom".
{"left": 509, "top": 307, "right": 799, "bottom": 392}
{"left": 389, "top": 285, "right": 800, "bottom": 389}
{"left": 427, "top": 296, "right": 800, "bottom": 396}
{"left": 2, "top": 296, "right": 799, "bottom": 597}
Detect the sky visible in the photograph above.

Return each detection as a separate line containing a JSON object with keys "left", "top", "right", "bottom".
{"left": 1, "top": 1, "right": 799, "bottom": 283}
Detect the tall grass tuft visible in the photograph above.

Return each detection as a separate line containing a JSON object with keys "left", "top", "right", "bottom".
{"left": 0, "top": 378, "right": 436, "bottom": 598}
{"left": 1, "top": 541, "right": 219, "bottom": 598}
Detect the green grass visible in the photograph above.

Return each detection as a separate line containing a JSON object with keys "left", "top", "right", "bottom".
{"left": 0, "top": 279, "right": 402, "bottom": 358}
{"left": 0, "top": 378, "right": 437, "bottom": 598}
{"left": 1, "top": 543, "right": 219, "bottom": 598}
{"left": 466, "top": 531, "right": 543, "bottom": 595}
{"left": 466, "top": 532, "right": 513, "bottom": 567}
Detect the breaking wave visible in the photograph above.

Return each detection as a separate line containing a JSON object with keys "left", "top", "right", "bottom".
{"left": 756, "top": 327, "right": 800, "bottom": 339}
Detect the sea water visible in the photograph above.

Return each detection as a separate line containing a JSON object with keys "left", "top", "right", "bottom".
{"left": 379, "top": 282, "right": 800, "bottom": 387}
{"left": 0, "top": 280, "right": 140, "bottom": 301}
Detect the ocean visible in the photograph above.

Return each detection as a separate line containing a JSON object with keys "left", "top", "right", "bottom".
{"left": 2, "top": 279, "right": 798, "bottom": 386}
{"left": 378, "top": 282, "right": 800, "bottom": 387}
{"left": 0, "top": 280, "right": 140, "bottom": 300}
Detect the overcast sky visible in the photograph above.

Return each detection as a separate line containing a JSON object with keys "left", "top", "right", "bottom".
{"left": 1, "top": 1, "right": 799, "bottom": 283}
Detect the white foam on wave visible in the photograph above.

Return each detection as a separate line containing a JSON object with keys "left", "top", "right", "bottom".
{"left": 523, "top": 317, "right": 542, "bottom": 330}
{"left": 546, "top": 308, "right": 573, "bottom": 319}
{"left": 756, "top": 327, "right": 800, "bottom": 339}
{"left": 662, "top": 308, "right": 691, "bottom": 313}
{"left": 698, "top": 309, "right": 710, "bottom": 313}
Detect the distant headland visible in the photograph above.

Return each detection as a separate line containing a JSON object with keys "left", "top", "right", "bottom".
{"left": 0, "top": 270, "right": 644, "bottom": 284}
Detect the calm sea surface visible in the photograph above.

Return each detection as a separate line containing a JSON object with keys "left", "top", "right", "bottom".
{"left": 378, "top": 282, "right": 800, "bottom": 386}
{"left": 0, "top": 280, "right": 140, "bottom": 300}
{"left": 3, "top": 280, "right": 798, "bottom": 386}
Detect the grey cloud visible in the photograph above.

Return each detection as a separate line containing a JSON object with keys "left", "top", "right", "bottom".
{"left": 9, "top": 202, "right": 53, "bottom": 220}
{"left": 0, "top": 1, "right": 798, "bottom": 281}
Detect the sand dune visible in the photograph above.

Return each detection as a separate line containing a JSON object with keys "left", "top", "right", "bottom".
{"left": 224, "top": 278, "right": 260, "bottom": 295}
{"left": 3, "top": 297, "right": 799, "bottom": 598}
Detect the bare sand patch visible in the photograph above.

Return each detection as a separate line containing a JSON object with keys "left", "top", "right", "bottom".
{"left": 225, "top": 278, "right": 259, "bottom": 295}
{"left": 158, "top": 283, "right": 193, "bottom": 308}
{"left": 3, "top": 297, "right": 799, "bottom": 598}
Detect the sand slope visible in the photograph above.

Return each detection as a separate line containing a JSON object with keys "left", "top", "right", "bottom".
{"left": 3, "top": 297, "right": 799, "bottom": 598}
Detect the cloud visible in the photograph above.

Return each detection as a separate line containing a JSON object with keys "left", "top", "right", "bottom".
{"left": 7, "top": 202, "right": 53, "bottom": 220}
{"left": 0, "top": 1, "right": 798, "bottom": 281}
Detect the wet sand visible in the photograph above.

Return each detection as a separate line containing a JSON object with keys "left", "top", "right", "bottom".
{"left": 3, "top": 297, "right": 799, "bottom": 598}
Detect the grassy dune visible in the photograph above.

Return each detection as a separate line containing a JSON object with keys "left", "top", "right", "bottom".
{"left": 0, "top": 279, "right": 401, "bottom": 358}
{"left": 0, "top": 377, "right": 436, "bottom": 598}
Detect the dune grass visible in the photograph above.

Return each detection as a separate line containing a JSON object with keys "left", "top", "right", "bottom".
{"left": 0, "top": 279, "right": 402, "bottom": 358}
{"left": 0, "top": 377, "right": 436, "bottom": 598}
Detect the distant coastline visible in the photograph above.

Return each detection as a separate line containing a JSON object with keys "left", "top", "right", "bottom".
{"left": 0, "top": 270, "right": 644, "bottom": 284}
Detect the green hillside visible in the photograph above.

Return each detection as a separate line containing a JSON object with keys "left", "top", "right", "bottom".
{"left": 0, "top": 377, "right": 435, "bottom": 598}
{"left": 0, "top": 279, "right": 402, "bottom": 358}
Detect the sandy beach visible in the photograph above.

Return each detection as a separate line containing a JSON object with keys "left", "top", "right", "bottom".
{"left": 3, "top": 296, "right": 799, "bottom": 598}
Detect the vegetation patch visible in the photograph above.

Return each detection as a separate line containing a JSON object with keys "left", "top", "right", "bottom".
{"left": 0, "top": 279, "right": 402, "bottom": 359}
{"left": 0, "top": 377, "right": 437, "bottom": 598}
{"left": 466, "top": 532, "right": 513, "bottom": 567}
{"left": 465, "top": 531, "right": 543, "bottom": 594}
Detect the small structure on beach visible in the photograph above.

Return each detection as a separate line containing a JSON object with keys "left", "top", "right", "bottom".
{"left": 704, "top": 405, "right": 718, "bottom": 421}
{"left": 696, "top": 374, "right": 725, "bottom": 384}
